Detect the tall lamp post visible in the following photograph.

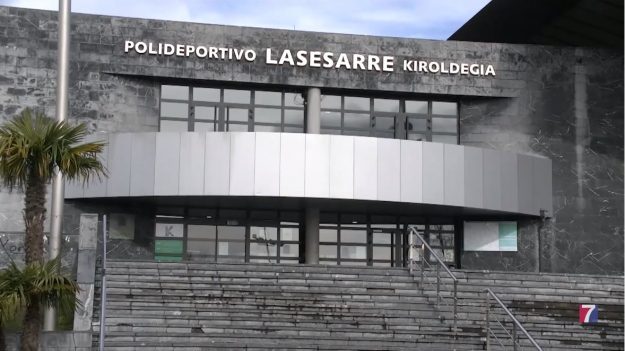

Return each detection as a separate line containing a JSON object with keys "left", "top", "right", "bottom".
{"left": 43, "top": 0, "right": 71, "bottom": 331}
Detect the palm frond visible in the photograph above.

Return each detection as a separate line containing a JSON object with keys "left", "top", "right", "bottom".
{"left": 0, "top": 108, "right": 107, "bottom": 189}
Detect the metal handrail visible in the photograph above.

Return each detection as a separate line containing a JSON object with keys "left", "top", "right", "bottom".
{"left": 485, "top": 288, "right": 543, "bottom": 350}
{"left": 98, "top": 215, "right": 108, "bottom": 351}
{"left": 407, "top": 226, "right": 458, "bottom": 333}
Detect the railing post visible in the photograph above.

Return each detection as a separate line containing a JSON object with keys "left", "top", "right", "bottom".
{"left": 485, "top": 292, "right": 490, "bottom": 350}
{"left": 436, "top": 262, "right": 440, "bottom": 309}
{"left": 512, "top": 322, "right": 518, "bottom": 351}
{"left": 453, "top": 280, "right": 458, "bottom": 334}
{"left": 420, "top": 243, "right": 425, "bottom": 286}
{"left": 99, "top": 215, "right": 107, "bottom": 351}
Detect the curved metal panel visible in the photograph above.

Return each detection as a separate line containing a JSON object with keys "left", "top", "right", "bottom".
{"left": 68, "top": 132, "right": 554, "bottom": 217}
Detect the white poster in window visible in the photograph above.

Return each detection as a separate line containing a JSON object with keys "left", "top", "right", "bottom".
{"left": 463, "top": 221, "right": 500, "bottom": 251}
{"left": 155, "top": 223, "right": 184, "bottom": 238}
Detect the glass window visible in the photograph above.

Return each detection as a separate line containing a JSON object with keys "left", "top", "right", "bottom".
{"left": 285, "top": 92, "right": 304, "bottom": 107}
{"left": 284, "top": 109, "right": 304, "bottom": 125}
{"left": 193, "top": 87, "right": 220, "bottom": 102}
{"left": 160, "top": 102, "right": 188, "bottom": 118}
{"left": 373, "top": 246, "right": 391, "bottom": 260}
{"left": 227, "top": 123, "right": 249, "bottom": 132}
{"left": 254, "top": 125, "right": 281, "bottom": 132}
{"left": 374, "top": 99, "right": 399, "bottom": 112}
{"left": 284, "top": 126, "right": 304, "bottom": 133}
{"left": 250, "top": 242, "right": 277, "bottom": 257}
{"left": 321, "top": 111, "right": 341, "bottom": 128}
{"left": 194, "top": 121, "right": 215, "bottom": 132}
{"left": 280, "top": 243, "right": 299, "bottom": 257}
{"left": 227, "top": 108, "right": 249, "bottom": 122}
{"left": 320, "top": 229, "right": 337, "bottom": 242}
{"left": 432, "top": 134, "right": 458, "bottom": 144}
{"left": 250, "top": 226, "right": 277, "bottom": 241}
{"left": 161, "top": 85, "right": 188, "bottom": 100}
{"left": 224, "top": 89, "right": 251, "bottom": 103}
{"left": 341, "top": 246, "right": 366, "bottom": 259}
{"left": 344, "top": 113, "right": 370, "bottom": 129}
{"left": 341, "top": 229, "right": 366, "bottom": 243}
{"left": 255, "top": 91, "right": 281, "bottom": 106}
{"left": 373, "top": 232, "right": 392, "bottom": 244}
{"left": 374, "top": 116, "right": 395, "bottom": 131}
{"left": 407, "top": 118, "right": 427, "bottom": 132}
{"left": 320, "top": 245, "right": 337, "bottom": 259}
{"left": 254, "top": 108, "right": 281, "bottom": 124}
{"left": 280, "top": 227, "right": 299, "bottom": 241}
{"left": 432, "top": 117, "right": 457, "bottom": 133}
{"left": 344, "top": 96, "right": 370, "bottom": 111}
{"left": 405, "top": 101, "right": 428, "bottom": 114}
{"left": 195, "top": 106, "right": 217, "bottom": 120}
{"left": 432, "top": 101, "right": 457, "bottom": 115}
{"left": 321, "top": 95, "right": 341, "bottom": 109}
{"left": 408, "top": 132, "right": 426, "bottom": 141}
{"left": 160, "top": 120, "right": 188, "bottom": 132}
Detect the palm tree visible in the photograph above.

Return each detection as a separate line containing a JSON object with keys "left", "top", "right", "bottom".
{"left": 0, "top": 109, "right": 106, "bottom": 351}
{"left": 0, "top": 258, "right": 81, "bottom": 351}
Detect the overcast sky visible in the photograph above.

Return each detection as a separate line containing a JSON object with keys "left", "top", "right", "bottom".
{"left": 2, "top": 0, "right": 490, "bottom": 39}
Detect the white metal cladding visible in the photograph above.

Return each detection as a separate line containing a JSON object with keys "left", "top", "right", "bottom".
{"left": 65, "top": 132, "right": 554, "bottom": 217}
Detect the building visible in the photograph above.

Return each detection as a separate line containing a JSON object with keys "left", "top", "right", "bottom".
{"left": 0, "top": 2, "right": 622, "bottom": 277}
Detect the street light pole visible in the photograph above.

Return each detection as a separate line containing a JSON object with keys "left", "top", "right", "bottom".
{"left": 44, "top": 0, "right": 71, "bottom": 331}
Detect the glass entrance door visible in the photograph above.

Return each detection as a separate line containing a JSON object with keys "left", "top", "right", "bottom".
{"left": 371, "top": 227, "right": 406, "bottom": 267}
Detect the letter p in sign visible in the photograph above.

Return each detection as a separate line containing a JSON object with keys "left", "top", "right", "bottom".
{"left": 579, "top": 304, "right": 598, "bottom": 324}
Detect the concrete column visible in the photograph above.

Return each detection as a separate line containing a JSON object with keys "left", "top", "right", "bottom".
{"left": 305, "top": 207, "right": 320, "bottom": 264}
{"left": 306, "top": 87, "right": 321, "bottom": 134}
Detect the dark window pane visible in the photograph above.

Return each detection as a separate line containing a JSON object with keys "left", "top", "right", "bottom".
{"left": 405, "top": 101, "right": 428, "bottom": 114}
{"left": 255, "top": 91, "right": 281, "bottom": 106}
{"left": 344, "top": 96, "right": 370, "bottom": 111}
{"left": 161, "top": 102, "right": 188, "bottom": 118}
{"left": 254, "top": 125, "right": 281, "bottom": 132}
{"left": 254, "top": 108, "right": 281, "bottom": 123}
{"left": 285, "top": 92, "right": 305, "bottom": 107}
{"left": 321, "top": 95, "right": 341, "bottom": 109}
{"left": 407, "top": 118, "right": 427, "bottom": 132}
{"left": 432, "top": 117, "right": 457, "bottom": 133}
{"left": 160, "top": 120, "right": 188, "bottom": 132}
{"left": 193, "top": 87, "right": 219, "bottom": 102}
{"left": 284, "top": 109, "right": 304, "bottom": 125}
{"left": 224, "top": 89, "right": 251, "bottom": 103}
{"left": 194, "top": 121, "right": 215, "bottom": 132}
{"left": 321, "top": 111, "right": 341, "bottom": 128}
{"left": 344, "top": 113, "right": 370, "bottom": 129}
{"left": 432, "top": 134, "right": 458, "bottom": 144}
{"left": 432, "top": 101, "right": 457, "bottom": 115}
{"left": 195, "top": 106, "right": 216, "bottom": 120}
{"left": 374, "top": 99, "right": 399, "bottom": 112}
{"left": 227, "top": 108, "right": 249, "bottom": 122}
{"left": 374, "top": 116, "right": 395, "bottom": 131}
{"left": 161, "top": 85, "right": 188, "bottom": 100}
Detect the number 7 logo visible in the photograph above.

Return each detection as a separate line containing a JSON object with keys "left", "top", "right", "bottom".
{"left": 579, "top": 304, "right": 598, "bottom": 324}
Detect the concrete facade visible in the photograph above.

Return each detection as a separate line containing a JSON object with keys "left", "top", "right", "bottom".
{"left": 0, "top": 6, "right": 622, "bottom": 274}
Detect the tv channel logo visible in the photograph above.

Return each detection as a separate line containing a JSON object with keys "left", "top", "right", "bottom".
{"left": 579, "top": 304, "right": 599, "bottom": 324}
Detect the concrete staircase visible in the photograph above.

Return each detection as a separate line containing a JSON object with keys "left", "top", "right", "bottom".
{"left": 419, "top": 270, "right": 624, "bottom": 351}
{"left": 93, "top": 261, "right": 624, "bottom": 350}
{"left": 93, "top": 261, "right": 481, "bottom": 350}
